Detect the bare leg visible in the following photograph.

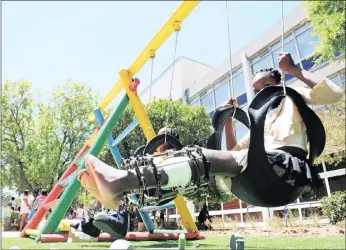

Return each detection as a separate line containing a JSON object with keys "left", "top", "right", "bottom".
{"left": 79, "top": 148, "right": 242, "bottom": 209}
{"left": 19, "top": 213, "right": 28, "bottom": 231}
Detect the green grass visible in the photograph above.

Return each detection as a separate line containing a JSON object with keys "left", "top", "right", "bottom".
{"left": 2, "top": 235, "right": 345, "bottom": 249}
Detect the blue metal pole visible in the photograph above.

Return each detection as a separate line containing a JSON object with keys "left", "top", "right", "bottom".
{"left": 141, "top": 201, "right": 176, "bottom": 212}
{"left": 93, "top": 108, "right": 123, "bottom": 168}
{"left": 112, "top": 119, "right": 139, "bottom": 147}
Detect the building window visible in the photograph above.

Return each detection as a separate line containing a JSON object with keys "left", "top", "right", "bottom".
{"left": 251, "top": 54, "right": 273, "bottom": 73}
{"left": 340, "top": 71, "right": 345, "bottom": 87}
{"left": 251, "top": 22, "right": 324, "bottom": 85}
{"left": 234, "top": 122, "right": 248, "bottom": 141}
{"left": 329, "top": 70, "right": 345, "bottom": 88}
{"left": 190, "top": 100, "right": 200, "bottom": 107}
{"left": 237, "top": 93, "right": 247, "bottom": 106}
{"left": 296, "top": 27, "right": 319, "bottom": 60}
{"left": 272, "top": 39, "right": 300, "bottom": 69}
{"left": 201, "top": 89, "right": 214, "bottom": 112}
{"left": 215, "top": 82, "right": 230, "bottom": 108}
{"left": 231, "top": 72, "right": 246, "bottom": 98}
{"left": 209, "top": 110, "right": 215, "bottom": 119}
{"left": 189, "top": 94, "right": 200, "bottom": 105}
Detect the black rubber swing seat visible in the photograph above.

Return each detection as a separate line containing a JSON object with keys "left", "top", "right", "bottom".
{"left": 207, "top": 85, "right": 326, "bottom": 207}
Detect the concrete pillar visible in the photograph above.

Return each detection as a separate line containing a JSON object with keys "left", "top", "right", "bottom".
{"left": 239, "top": 200, "right": 244, "bottom": 227}
{"left": 297, "top": 198, "right": 303, "bottom": 221}
{"left": 221, "top": 202, "right": 225, "bottom": 224}
{"left": 322, "top": 161, "right": 331, "bottom": 197}
{"left": 261, "top": 207, "right": 270, "bottom": 229}
{"left": 241, "top": 52, "right": 255, "bottom": 103}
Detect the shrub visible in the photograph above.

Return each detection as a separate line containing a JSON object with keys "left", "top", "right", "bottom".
{"left": 321, "top": 191, "right": 346, "bottom": 224}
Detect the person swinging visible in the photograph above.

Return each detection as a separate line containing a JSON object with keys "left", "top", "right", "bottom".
{"left": 78, "top": 52, "right": 343, "bottom": 215}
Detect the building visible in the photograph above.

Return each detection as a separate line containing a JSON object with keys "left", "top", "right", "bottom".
{"left": 139, "top": 6, "right": 345, "bottom": 226}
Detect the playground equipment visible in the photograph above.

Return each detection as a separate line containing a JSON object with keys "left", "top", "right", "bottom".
{"left": 23, "top": 219, "right": 71, "bottom": 243}
{"left": 20, "top": 1, "right": 203, "bottom": 243}
{"left": 20, "top": 0, "right": 295, "bottom": 246}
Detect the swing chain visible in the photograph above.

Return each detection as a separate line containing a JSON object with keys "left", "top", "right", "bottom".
{"left": 281, "top": 0, "right": 287, "bottom": 96}
{"left": 165, "top": 23, "right": 180, "bottom": 144}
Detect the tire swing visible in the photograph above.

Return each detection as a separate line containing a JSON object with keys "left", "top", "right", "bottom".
{"left": 207, "top": 85, "right": 326, "bottom": 207}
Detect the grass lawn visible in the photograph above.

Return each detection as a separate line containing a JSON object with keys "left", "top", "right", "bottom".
{"left": 2, "top": 235, "right": 345, "bottom": 249}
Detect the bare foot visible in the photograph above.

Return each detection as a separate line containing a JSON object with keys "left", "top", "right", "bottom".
{"left": 78, "top": 169, "right": 104, "bottom": 203}
{"left": 79, "top": 154, "right": 127, "bottom": 209}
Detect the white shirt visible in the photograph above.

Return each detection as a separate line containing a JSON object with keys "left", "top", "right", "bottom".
{"left": 9, "top": 200, "right": 16, "bottom": 209}
{"left": 231, "top": 78, "right": 344, "bottom": 170}
{"left": 76, "top": 208, "right": 86, "bottom": 218}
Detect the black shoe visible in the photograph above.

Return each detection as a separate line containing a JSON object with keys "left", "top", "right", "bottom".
{"left": 69, "top": 221, "right": 80, "bottom": 230}
{"left": 81, "top": 218, "right": 101, "bottom": 238}
{"left": 93, "top": 210, "right": 129, "bottom": 239}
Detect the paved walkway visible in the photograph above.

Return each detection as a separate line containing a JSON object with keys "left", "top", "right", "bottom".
{"left": 2, "top": 231, "right": 20, "bottom": 238}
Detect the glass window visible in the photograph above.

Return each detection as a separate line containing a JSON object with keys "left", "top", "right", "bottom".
{"left": 231, "top": 72, "right": 246, "bottom": 97}
{"left": 233, "top": 67, "right": 243, "bottom": 75}
{"left": 214, "top": 74, "right": 228, "bottom": 89}
{"left": 252, "top": 55, "right": 273, "bottom": 74}
{"left": 296, "top": 28, "right": 319, "bottom": 59}
{"left": 272, "top": 40, "right": 300, "bottom": 69}
{"left": 209, "top": 110, "right": 215, "bottom": 119}
{"left": 189, "top": 95, "right": 199, "bottom": 104}
{"left": 301, "top": 56, "right": 318, "bottom": 71}
{"left": 294, "top": 23, "right": 309, "bottom": 36}
{"left": 329, "top": 75, "right": 341, "bottom": 85}
{"left": 237, "top": 93, "right": 247, "bottom": 106}
{"left": 235, "top": 125, "right": 248, "bottom": 141}
{"left": 215, "top": 83, "right": 229, "bottom": 108}
{"left": 340, "top": 72, "right": 345, "bottom": 87}
{"left": 201, "top": 92, "right": 214, "bottom": 112}
{"left": 190, "top": 100, "right": 200, "bottom": 107}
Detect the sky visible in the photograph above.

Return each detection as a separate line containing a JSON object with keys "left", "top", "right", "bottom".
{"left": 2, "top": 1, "right": 302, "bottom": 103}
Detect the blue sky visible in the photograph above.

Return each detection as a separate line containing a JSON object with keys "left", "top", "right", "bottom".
{"left": 2, "top": 1, "right": 302, "bottom": 101}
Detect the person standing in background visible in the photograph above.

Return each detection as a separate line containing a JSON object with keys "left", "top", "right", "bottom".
{"left": 9, "top": 197, "right": 16, "bottom": 210}
{"left": 19, "top": 190, "right": 31, "bottom": 231}
{"left": 76, "top": 204, "right": 86, "bottom": 220}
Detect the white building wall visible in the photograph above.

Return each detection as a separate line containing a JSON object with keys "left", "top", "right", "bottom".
{"left": 139, "top": 57, "right": 213, "bottom": 104}
{"left": 189, "top": 6, "right": 307, "bottom": 98}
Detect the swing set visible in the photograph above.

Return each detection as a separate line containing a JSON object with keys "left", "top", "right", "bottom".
{"left": 20, "top": 0, "right": 322, "bottom": 244}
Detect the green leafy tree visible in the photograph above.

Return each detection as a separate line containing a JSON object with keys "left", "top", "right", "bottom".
{"left": 101, "top": 99, "right": 212, "bottom": 161}
{"left": 321, "top": 191, "right": 346, "bottom": 224}
{"left": 315, "top": 95, "right": 345, "bottom": 165}
{"left": 304, "top": 1, "right": 346, "bottom": 63}
{"left": 1, "top": 80, "right": 97, "bottom": 195}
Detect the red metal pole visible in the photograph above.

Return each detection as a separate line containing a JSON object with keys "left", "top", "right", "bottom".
{"left": 20, "top": 128, "right": 99, "bottom": 236}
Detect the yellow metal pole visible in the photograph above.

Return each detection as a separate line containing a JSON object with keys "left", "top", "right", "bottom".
{"left": 88, "top": 83, "right": 123, "bottom": 121}
{"left": 89, "top": 1, "right": 200, "bottom": 119}
{"left": 119, "top": 69, "right": 156, "bottom": 142}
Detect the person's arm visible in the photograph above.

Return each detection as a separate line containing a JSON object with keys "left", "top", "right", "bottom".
{"left": 279, "top": 52, "right": 344, "bottom": 104}
{"left": 220, "top": 99, "right": 240, "bottom": 150}
{"left": 225, "top": 118, "right": 237, "bottom": 150}
{"left": 279, "top": 52, "right": 321, "bottom": 89}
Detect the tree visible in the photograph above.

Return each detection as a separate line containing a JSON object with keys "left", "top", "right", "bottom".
{"left": 304, "top": 1, "right": 346, "bottom": 63}
{"left": 99, "top": 98, "right": 233, "bottom": 203}
{"left": 314, "top": 94, "right": 345, "bottom": 165}
{"left": 1, "top": 80, "right": 97, "bottom": 195}
{"left": 101, "top": 98, "right": 212, "bottom": 161}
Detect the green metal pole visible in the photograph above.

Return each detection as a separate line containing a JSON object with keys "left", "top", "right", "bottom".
{"left": 35, "top": 95, "right": 129, "bottom": 242}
